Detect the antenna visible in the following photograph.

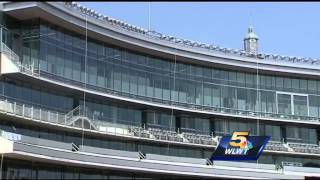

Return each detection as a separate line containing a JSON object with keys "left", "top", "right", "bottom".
{"left": 82, "top": 13, "right": 88, "bottom": 147}
{"left": 148, "top": 2, "right": 151, "bottom": 31}
{"left": 249, "top": 11, "right": 253, "bottom": 28}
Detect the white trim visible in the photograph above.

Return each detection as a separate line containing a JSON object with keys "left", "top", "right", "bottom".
{"left": 276, "top": 92, "right": 309, "bottom": 116}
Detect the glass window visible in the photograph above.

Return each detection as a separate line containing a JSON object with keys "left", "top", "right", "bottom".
{"left": 237, "top": 88, "right": 246, "bottom": 110}
{"left": 195, "top": 83, "right": 202, "bottom": 105}
{"left": 162, "top": 77, "right": 170, "bottom": 101}
{"left": 308, "top": 80, "right": 317, "bottom": 94}
{"left": 309, "top": 95, "right": 319, "bottom": 117}
{"left": 247, "top": 89, "right": 258, "bottom": 111}
{"left": 105, "top": 61, "right": 113, "bottom": 89}
{"left": 97, "top": 60, "right": 105, "bottom": 87}
{"left": 72, "top": 53, "right": 81, "bottom": 81}
{"left": 113, "top": 66, "right": 122, "bottom": 91}
{"left": 186, "top": 81, "right": 195, "bottom": 104}
{"left": 212, "top": 69, "right": 221, "bottom": 82}
{"left": 260, "top": 91, "right": 276, "bottom": 113}
{"left": 299, "top": 80, "right": 307, "bottom": 93}
{"left": 265, "top": 76, "right": 275, "bottom": 90}
{"left": 284, "top": 78, "right": 292, "bottom": 92}
{"left": 265, "top": 124, "right": 281, "bottom": 141}
{"left": 203, "top": 67, "right": 212, "bottom": 78}
{"left": 286, "top": 126, "right": 301, "bottom": 142}
{"left": 137, "top": 72, "right": 146, "bottom": 96}
{"left": 221, "top": 86, "right": 236, "bottom": 109}
{"left": 245, "top": 73, "right": 254, "bottom": 88}
{"left": 293, "top": 95, "right": 308, "bottom": 116}
{"left": 55, "top": 47, "right": 64, "bottom": 76}
{"left": 87, "top": 58, "right": 97, "bottom": 85}
{"left": 30, "top": 41, "right": 40, "bottom": 70}
{"left": 212, "top": 85, "right": 220, "bottom": 107}
{"left": 121, "top": 68, "right": 130, "bottom": 93}
{"left": 228, "top": 72, "right": 237, "bottom": 86}
{"left": 237, "top": 72, "right": 245, "bottom": 87}
{"left": 277, "top": 93, "right": 291, "bottom": 114}
{"left": 276, "top": 77, "right": 284, "bottom": 90}
{"left": 146, "top": 73, "right": 154, "bottom": 98}
{"left": 154, "top": 76, "right": 162, "bottom": 99}
{"left": 203, "top": 83, "right": 212, "bottom": 107}
{"left": 130, "top": 70, "right": 138, "bottom": 95}
{"left": 47, "top": 44, "right": 56, "bottom": 74}
{"left": 39, "top": 42, "right": 47, "bottom": 72}
{"left": 64, "top": 50, "right": 73, "bottom": 79}
{"left": 178, "top": 80, "right": 187, "bottom": 103}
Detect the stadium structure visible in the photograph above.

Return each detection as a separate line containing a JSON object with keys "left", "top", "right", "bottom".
{"left": 0, "top": 1, "right": 319, "bottom": 179}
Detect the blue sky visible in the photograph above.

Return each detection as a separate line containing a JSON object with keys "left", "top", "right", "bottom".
{"left": 81, "top": 2, "right": 320, "bottom": 58}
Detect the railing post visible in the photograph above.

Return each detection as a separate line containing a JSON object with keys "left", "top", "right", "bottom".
{"left": 13, "top": 102, "right": 16, "bottom": 114}
{"left": 22, "top": 104, "right": 25, "bottom": 117}
{"left": 39, "top": 108, "right": 42, "bottom": 121}
{"left": 0, "top": 27, "right": 2, "bottom": 51}
{"left": 31, "top": 106, "right": 33, "bottom": 119}
{"left": 48, "top": 111, "right": 50, "bottom": 122}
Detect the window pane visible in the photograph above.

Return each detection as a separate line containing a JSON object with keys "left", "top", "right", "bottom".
{"left": 237, "top": 88, "right": 246, "bottom": 110}
{"left": 293, "top": 95, "right": 308, "bottom": 116}
{"left": 203, "top": 83, "right": 212, "bottom": 107}
{"left": 72, "top": 53, "right": 81, "bottom": 81}
{"left": 277, "top": 93, "right": 291, "bottom": 114}
{"left": 121, "top": 68, "right": 130, "bottom": 93}
{"left": 221, "top": 86, "right": 236, "bottom": 109}
{"left": 138, "top": 72, "right": 146, "bottom": 96}
{"left": 130, "top": 70, "right": 138, "bottom": 95}
{"left": 309, "top": 95, "right": 319, "bottom": 117}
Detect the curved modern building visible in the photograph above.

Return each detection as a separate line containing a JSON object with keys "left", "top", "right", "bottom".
{"left": 0, "top": 1, "right": 319, "bottom": 179}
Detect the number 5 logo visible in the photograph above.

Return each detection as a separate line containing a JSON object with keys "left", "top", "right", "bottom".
{"left": 229, "top": 131, "right": 249, "bottom": 147}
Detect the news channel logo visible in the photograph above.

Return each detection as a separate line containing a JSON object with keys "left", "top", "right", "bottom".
{"left": 211, "top": 131, "right": 270, "bottom": 161}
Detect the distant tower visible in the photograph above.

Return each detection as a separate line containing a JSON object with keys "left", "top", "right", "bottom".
{"left": 244, "top": 26, "right": 259, "bottom": 54}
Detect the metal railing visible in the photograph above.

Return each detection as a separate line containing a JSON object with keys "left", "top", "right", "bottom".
{"left": 282, "top": 161, "right": 303, "bottom": 167}
{"left": 0, "top": 96, "right": 319, "bottom": 153}
{"left": 0, "top": 42, "right": 20, "bottom": 66}
{"left": 0, "top": 41, "right": 40, "bottom": 76}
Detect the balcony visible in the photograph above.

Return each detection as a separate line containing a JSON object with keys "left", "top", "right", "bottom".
{"left": 265, "top": 141, "right": 289, "bottom": 152}
{"left": 0, "top": 96, "right": 319, "bottom": 156}
{"left": 1, "top": 42, "right": 320, "bottom": 126}
{"left": 0, "top": 129, "right": 311, "bottom": 179}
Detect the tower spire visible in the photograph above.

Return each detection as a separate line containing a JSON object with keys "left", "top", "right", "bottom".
{"left": 244, "top": 26, "right": 259, "bottom": 54}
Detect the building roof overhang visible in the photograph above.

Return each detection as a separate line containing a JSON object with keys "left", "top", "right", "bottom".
{"left": 1, "top": 1, "right": 320, "bottom": 79}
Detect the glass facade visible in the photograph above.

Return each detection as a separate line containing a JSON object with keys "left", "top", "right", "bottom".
{"left": 0, "top": 76, "right": 317, "bottom": 144}
{"left": 19, "top": 19, "right": 320, "bottom": 121}
{"left": 0, "top": 77, "right": 73, "bottom": 112}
